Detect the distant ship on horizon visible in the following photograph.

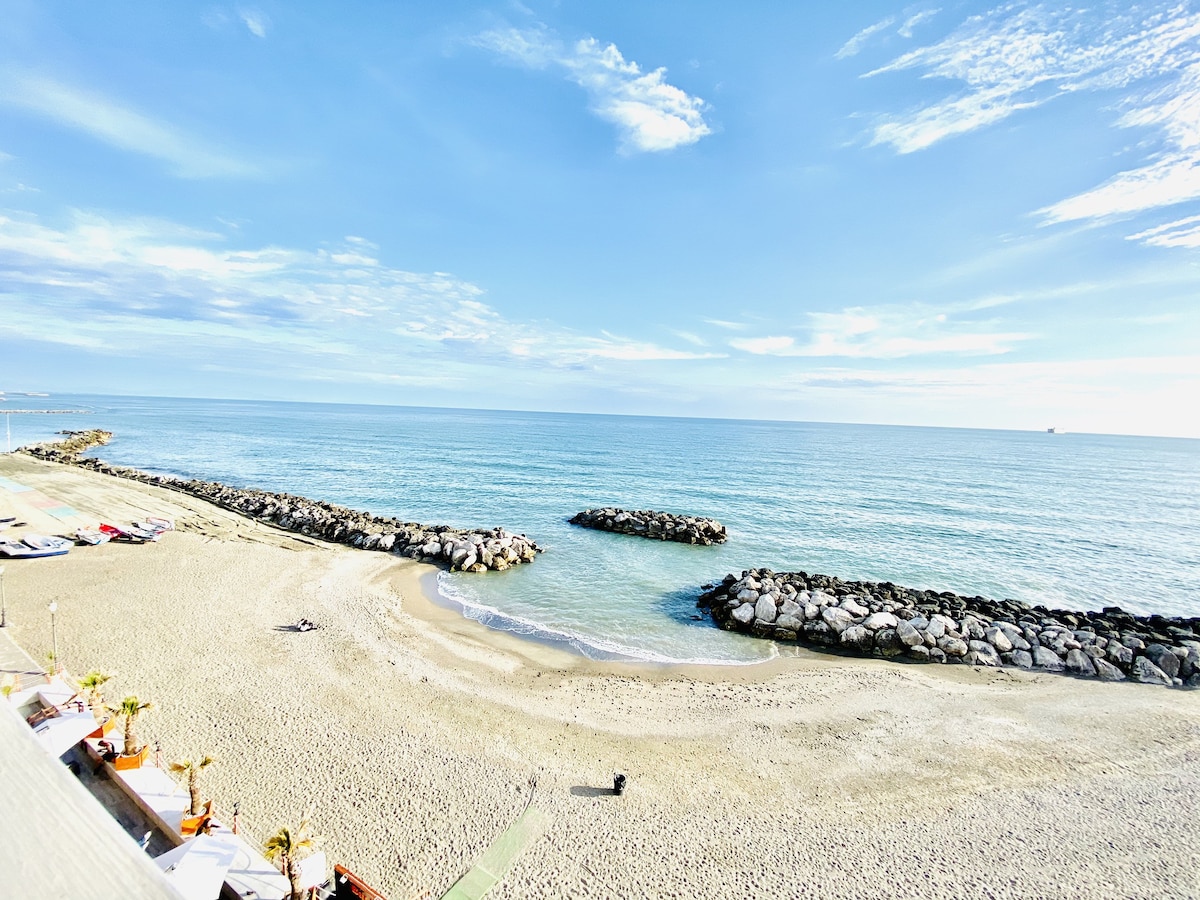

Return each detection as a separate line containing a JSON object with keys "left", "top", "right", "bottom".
{"left": 1047, "top": 427, "right": 1066, "bottom": 434}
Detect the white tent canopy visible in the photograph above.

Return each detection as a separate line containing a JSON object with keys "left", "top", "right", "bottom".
{"left": 154, "top": 834, "right": 238, "bottom": 900}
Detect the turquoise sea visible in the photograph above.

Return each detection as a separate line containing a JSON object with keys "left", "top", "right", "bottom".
{"left": 4, "top": 394, "right": 1199, "bottom": 664}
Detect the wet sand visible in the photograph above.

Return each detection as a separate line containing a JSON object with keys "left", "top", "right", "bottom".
{"left": 1, "top": 452, "right": 1197, "bottom": 899}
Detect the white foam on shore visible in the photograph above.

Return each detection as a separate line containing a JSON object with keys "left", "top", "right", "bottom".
{"left": 434, "top": 571, "right": 777, "bottom": 667}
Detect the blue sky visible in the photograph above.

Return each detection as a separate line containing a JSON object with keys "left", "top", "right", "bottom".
{"left": 1, "top": 1, "right": 1198, "bottom": 437}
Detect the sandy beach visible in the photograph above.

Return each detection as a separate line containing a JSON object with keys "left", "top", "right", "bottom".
{"left": 2, "top": 452, "right": 1198, "bottom": 899}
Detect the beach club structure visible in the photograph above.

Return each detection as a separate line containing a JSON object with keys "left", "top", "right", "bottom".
{"left": 0, "top": 628, "right": 328, "bottom": 900}
{"left": 2, "top": 623, "right": 541, "bottom": 900}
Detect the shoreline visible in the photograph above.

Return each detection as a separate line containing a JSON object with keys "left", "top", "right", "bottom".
{"left": 2, "top": 453, "right": 1199, "bottom": 898}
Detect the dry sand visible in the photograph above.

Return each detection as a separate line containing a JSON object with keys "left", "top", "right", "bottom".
{"left": 1, "top": 452, "right": 1198, "bottom": 899}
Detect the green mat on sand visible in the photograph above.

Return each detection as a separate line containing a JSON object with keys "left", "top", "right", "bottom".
{"left": 439, "top": 806, "right": 550, "bottom": 900}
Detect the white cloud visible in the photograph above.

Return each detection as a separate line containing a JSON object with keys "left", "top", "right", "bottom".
{"left": 239, "top": 8, "right": 269, "bottom": 38}
{"left": 0, "top": 209, "right": 712, "bottom": 377}
{"left": 0, "top": 70, "right": 257, "bottom": 178}
{"left": 1127, "top": 214, "right": 1200, "bottom": 248}
{"left": 860, "top": 3, "right": 1200, "bottom": 235}
{"left": 898, "top": 9, "right": 939, "bottom": 39}
{"left": 474, "top": 26, "right": 711, "bottom": 153}
{"left": 730, "top": 305, "right": 1032, "bottom": 359}
{"left": 864, "top": 4, "right": 1200, "bottom": 152}
{"left": 730, "top": 335, "right": 796, "bottom": 354}
{"left": 836, "top": 17, "right": 895, "bottom": 60}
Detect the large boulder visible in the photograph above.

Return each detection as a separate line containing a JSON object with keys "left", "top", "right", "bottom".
{"left": 1143, "top": 644, "right": 1180, "bottom": 679}
{"left": 1033, "top": 647, "right": 1065, "bottom": 671}
{"left": 839, "top": 625, "right": 874, "bottom": 653}
{"left": 895, "top": 620, "right": 925, "bottom": 648}
{"left": 863, "top": 612, "right": 899, "bottom": 631}
{"left": 1094, "top": 658, "right": 1126, "bottom": 682}
{"left": 821, "top": 606, "right": 856, "bottom": 634}
{"left": 1131, "top": 656, "right": 1172, "bottom": 685}
{"left": 731, "top": 603, "right": 756, "bottom": 625}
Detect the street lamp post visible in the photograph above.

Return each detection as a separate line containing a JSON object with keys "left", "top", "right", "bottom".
{"left": 0, "top": 565, "right": 6, "bottom": 628}
{"left": 48, "top": 601, "right": 58, "bottom": 675}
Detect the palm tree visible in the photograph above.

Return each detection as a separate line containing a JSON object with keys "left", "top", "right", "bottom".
{"left": 169, "top": 756, "right": 216, "bottom": 815}
{"left": 78, "top": 670, "right": 113, "bottom": 722}
{"left": 108, "top": 696, "right": 152, "bottom": 755}
{"left": 263, "top": 815, "right": 316, "bottom": 900}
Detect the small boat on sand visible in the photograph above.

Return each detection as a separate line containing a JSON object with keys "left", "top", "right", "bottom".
{"left": 75, "top": 528, "right": 112, "bottom": 546}
{"left": 0, "top": 535, "right": 72, "bottom": 558}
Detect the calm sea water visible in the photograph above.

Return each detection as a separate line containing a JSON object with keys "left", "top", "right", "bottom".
{"left": 4, "top": 394, "right": 1198, "bottom": 663}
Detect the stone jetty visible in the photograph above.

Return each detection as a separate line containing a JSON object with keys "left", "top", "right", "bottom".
{"left": 570, "top": 507, "right": 726, "bottom": 545}
{"left": 22, "top": 430, "right": 542, "bottom": 573}
{"left": 699, "top": 568, "right": 1200, "bottom": 688}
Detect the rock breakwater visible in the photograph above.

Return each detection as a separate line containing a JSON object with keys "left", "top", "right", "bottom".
{"left": 570, "top": 507, "right": 726, "bottom": 545}
{"left": 23, "top": 432, "right": 542, "bottom": 572}
{"left": 699, "top": 568, "right": 1200, "bottom": 688}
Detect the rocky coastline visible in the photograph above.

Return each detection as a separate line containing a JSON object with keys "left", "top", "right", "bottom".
{"left": 699, "top": 568, "right": 1200, "bottom": 688}
{"left": 22, "top": 430, "right": 542, "bottom": 572}
{"left": 569, "top": 507, "right": 726, "bottom": 545}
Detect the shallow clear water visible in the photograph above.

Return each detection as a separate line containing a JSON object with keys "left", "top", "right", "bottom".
{"left": 5, "top": 394, "right": 1198, "bottom": 663}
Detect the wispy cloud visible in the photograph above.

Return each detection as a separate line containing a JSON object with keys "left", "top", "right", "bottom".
{"left": 239, "top": 7, "right": 269, "bottom": 38}
{"left": 474, "top": 25, "right": 711, "bottom": 153}
{"left": 1039, "top": 59, "right": 1200, "bottom": 225}
{"left": 0, "top": 70, "right": 257, "bottom": 178}
{"left": 836, "top": 8, "right": 940, "bottom": 59}
{"left": 863, "top": 4, "right": 1200, "bottom": 155}
{"left": 0, "top": 210, "right": 711, "bottom": 378}
{"left": 836, "top": 17, "right": 896, "bottom": 60}
{"left": 1127, "top": 215, "right": 1200, "bottom": 248}
{"left": 898, "top": 9, "right": 939, "bottom": 39}
{"left": 730, "top": 305, "right": 1032, "bottom": 359}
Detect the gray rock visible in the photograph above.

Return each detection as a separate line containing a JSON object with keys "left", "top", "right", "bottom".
{"left": 967, "top": 640, "right": 1001, "bottom": 667}
{"left": 907, "top": 644, "right": 930, "bottom": 662}
{"left": 840, "top": 597, "right": 871, "bottom": 618}
{"left": 1143, "top": 644, "right": 1180, "bottom": 679}
{"left": 1106, "top": 642, "right": 1133, "bottom": 667}
{"left": 984, "top": 626, "right": 1013, "bottom": 654}
{"left": 778, "top": 598, "right": 801, "bottom": 619}
{"left": 754, "top": 595, "right": 778, "bottom": 624}
{"left": 821, "top": 606, "right": 855, "bottom": 634}
{"left": 928, "top": 647, "right": 947, "bottom": 663}
{"left": 875, "top": 628, "right": 905, "bottom": 657}
{"left": 908, "top": 615, "right": 930, "bottom": 630}
{"left": 1094, "top": 658, "right": 1126, "bottom": 681}
{"left": 775, "top": 614, "right": 804, "bottom": 632}
{"left": 1065, "top": 648, "right": 1096, "bottom": 677}
{"left": 735, "top": 588, "right": 760, "bottom": 603}
{"left": 928, "top": 615, "right": 957, "bottom": 639}
{"left": 937, "top": 636, "right": 968, "bottom": 658}
{"left": 1131, "top": 656, "right": 1172, "bottom": 685}
{"left": 895, "top": 620, "right": 925, "bottom": 648}
{"left": 1004, "top": 649, "right": 1033, "bottom": 669}
{"left": 731, "top": 603, "right": 756, "bottom": 625}
{"left": 839, "top": 625, "right": 874, "bottom": 653}
{"left": 1182, "top": 649, "right": 1200, "bottom": 681}
{"left": 1033, "top": 647, "right": 1065, "bottom": 671}
{"left": 863, "top": 612, "right": 899, "bottom": 631}
{"left": 803, "top": 603, "right": 821, "bottom": 621}
{"left": 803, "top": 620, "right": 835, "bottom": 645}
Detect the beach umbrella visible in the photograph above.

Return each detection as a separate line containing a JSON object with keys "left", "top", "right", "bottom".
{"left": 153, "top": 833, "right": 238, "bottom": 900}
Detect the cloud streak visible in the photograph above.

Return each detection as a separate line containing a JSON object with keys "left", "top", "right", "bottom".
{"left": 0, "top": 70, "right": 257, "bottom": 178}
{"left": 0, "top": 210, "right": 712, "bottom": 379}
{"left": 729, "top": 305, "right": 1032, "bottom": 359}
{"left": 474, "top": 25, "right": 711, "bottom": 153}
{"left": 857, "top": 2, "right": 1200, "bottom": 237}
